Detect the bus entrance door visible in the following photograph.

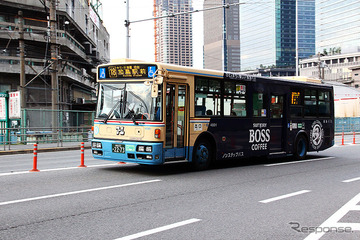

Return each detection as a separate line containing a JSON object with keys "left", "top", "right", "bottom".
{"left": 164, "top": 84, "right": 187, "bottom": 160}
{"left": 269, "top": 95, "right": 285, "bottom": 154}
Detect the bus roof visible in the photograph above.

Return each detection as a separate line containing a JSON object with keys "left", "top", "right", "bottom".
{"left": 101, "top": 60, "right": 332, "bottom": 89}
{"left": 224, "top": 72, "right": 333, "bottom": 89}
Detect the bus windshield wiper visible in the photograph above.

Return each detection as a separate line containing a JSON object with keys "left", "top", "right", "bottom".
{"left": 130, "top": 112, "right": 138, "bottom": 125}
{"left": 103, "top": 99, "right": 122, "bottom": 124}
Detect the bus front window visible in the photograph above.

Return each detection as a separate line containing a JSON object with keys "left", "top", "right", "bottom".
{"left": 96, "top": 82, "right": 162, "bottom": 121}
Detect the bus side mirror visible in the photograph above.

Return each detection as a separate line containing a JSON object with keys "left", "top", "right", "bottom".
{"left": 151, "top": 84, "right": 158, "bottom": 98}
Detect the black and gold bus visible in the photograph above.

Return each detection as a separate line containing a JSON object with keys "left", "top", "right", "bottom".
{"left": 92, "top": 60, "right": 334, "bottom": 170}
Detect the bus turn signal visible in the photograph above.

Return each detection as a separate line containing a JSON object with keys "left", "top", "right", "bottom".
{"left": 155, "top": 129, "right": 161, "bottom": 139}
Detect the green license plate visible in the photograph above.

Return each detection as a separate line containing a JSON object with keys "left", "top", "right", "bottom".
{"left": 112, "top": 144, "right": 125, "bottom": 153}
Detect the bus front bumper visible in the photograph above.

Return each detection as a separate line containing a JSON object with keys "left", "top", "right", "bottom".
{"left": 91, "top": 139, "right": 163, "bottom": 165}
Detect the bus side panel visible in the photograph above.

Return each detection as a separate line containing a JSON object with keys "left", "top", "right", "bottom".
{"left": 189, "top": 117, "right": 270, "bottom": 161}
{"left": 287, "top": 119, "right": 334, "bottom": 153}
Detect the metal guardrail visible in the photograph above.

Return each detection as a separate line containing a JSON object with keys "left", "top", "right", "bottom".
{"left": 0, "top": 126, "right": 93, "bottom": 151}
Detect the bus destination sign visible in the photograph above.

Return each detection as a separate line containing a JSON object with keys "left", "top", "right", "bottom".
{"left": 291, "top": 91, "right": 301, "bottom": 105}
{"left": 98, "top": 65, "right": 157, "bottom": 79}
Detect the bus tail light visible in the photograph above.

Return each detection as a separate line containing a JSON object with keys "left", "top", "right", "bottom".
{"left": 155, "top": 129, "right": 161, "bottom": 139}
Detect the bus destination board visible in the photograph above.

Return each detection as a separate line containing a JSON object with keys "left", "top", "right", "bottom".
{"left": 291, "top": 91, "right": 301, "bottom": 105}
{"left": 98, "top": 64, "right": 157, "bottom": 79}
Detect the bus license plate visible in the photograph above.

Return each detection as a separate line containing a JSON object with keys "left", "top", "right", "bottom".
{"left": 112, "top": 144, "right": 125, "bottom": 153}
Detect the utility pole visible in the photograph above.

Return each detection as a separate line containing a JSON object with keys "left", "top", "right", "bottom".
{"left": 318, "top": 52, "right": 324, "bottom": 81}
{"left": 49, "top": 0, "right": 58, "bottom": 130}
{"left": 18, "top": 11, "right": 26, "bottom": 109}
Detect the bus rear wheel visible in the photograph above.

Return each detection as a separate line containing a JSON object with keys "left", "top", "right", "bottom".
{"left": 294, "top": 135, "right": 308, "bottom": 160}
{"left": 192, "top": 139, "right": 212, "bottom": 171}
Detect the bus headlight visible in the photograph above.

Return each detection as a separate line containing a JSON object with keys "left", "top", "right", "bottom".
{"left": 92, "top": 141, "right": 102, "bottom": 148}
{"left": 137, "top": 145, "right": 152, "bottom": 152}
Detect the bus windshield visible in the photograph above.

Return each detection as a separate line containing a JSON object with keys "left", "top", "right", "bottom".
{"left": 96, "top": 82, "right": 162, "bottom": 121}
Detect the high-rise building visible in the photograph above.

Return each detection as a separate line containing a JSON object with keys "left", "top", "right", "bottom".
{"left": 203, "top": 0, "right": 240, "bottom": 72}
{"left": 240, "top": 0, "right": 315, "bottom": 72}
{"left": 316, "top": 0, "right": 360, "bottom": 54}
{"left": 154, "top": 0, "right": 193, "bottom": 67}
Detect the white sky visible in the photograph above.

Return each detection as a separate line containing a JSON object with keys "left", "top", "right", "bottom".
{"left": 101, "top": 0, "right": 204, "bottom": 68}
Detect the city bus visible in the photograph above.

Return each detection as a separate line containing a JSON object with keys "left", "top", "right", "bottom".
{"left": 91, "top": 60, "right": 334, "bottom": 170}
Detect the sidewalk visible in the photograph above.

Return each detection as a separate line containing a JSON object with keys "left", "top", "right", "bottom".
{"left": 0, "top": 141, "right": 91, "bottom": 155}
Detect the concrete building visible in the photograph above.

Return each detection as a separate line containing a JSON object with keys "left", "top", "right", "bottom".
{"left": 203, "top": 0, "right": 240, "bottom": 72}
{"left": 0, "top": 0, "right": 110, "bottom": 111}
{"left": 299, "top": 52, "right": 360, "bottom": 87}
{"left": 154, "top": 0, "right": 193, "bottom": 67}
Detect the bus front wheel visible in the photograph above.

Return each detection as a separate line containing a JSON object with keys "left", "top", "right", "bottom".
{"left": 294, "top": 135, "right": 308, "bottom": 160}
{"left": 192, "top": 139, "right": 212, "bottom": 171}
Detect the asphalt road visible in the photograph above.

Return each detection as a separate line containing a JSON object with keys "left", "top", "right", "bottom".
{"left": 0, "top": 145, "right": 359, "bottom": 240}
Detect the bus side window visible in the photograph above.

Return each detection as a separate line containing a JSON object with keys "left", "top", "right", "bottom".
{"left": 253, "top": 92, "right": 266, "bottom": 117}
{"left": 270, "top": 95, "right": 283, "bottom": 118}
{"left": 318, "top": 91, "right": 331, "bottom": 117}
{"left": 224, "top": 81, "right": 246, "bottom": 117}
{"left": 195, "top": 77, "right": 221, "bottom": 117}
{"left": 304, "top": 89, "right": 317, "bottom": 117}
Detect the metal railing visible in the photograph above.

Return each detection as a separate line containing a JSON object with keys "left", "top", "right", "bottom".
{"left": 0, "top": 126, "right": 93, "bottom": 151}
{"left": 335, "top": 117, "right": 360, "bottom": 133}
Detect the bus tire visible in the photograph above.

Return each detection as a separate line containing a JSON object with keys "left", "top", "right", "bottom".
{"left": 192, "top": 139, "right": 213, "bottom": 171}
{"left": 294, "top": 135, "right": 308, "bottom": 160}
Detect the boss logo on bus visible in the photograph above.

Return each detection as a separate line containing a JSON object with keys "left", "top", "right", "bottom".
{"left": 249, "top": 123, "right": 270, "bottom": 151}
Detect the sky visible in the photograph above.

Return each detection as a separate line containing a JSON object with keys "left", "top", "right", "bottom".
{"left": 101, "top": 0, "right": 204, "bottom": 68}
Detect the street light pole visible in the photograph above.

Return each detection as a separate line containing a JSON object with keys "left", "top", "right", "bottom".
{"left": 125, "top": 0, "right": 130, "bottom": 58}
{"left": 124, "top": 2, "right": 240, "bottom": 60}
{"left": 295, "top": 0, "right": 299, "bottom": 76}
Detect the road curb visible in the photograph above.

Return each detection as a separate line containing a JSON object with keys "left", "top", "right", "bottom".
{"left": 0, "top": 146, "right": 91, "bottom": 155}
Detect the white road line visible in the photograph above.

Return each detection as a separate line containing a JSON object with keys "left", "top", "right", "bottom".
{"left": 304, "top": 192, "right": 360, "bottom": 240}
{"left": 0, "top": 163, "right": 121, "bottom": 177}
{"left": 264, "top": 157, "right": 335, "bottom": 167}
{"left": 0, "top": 179, "right": 161, "bottom": 206}
{"left": 259, "top": 190, "right": 311, "bottom": 204}
{"left": 342, "top": 176, "right": 360, "bottom": 183}
{"left": 114, "top": 218, "right": 201, "bottom": 240}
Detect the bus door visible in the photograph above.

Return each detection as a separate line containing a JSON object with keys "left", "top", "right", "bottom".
{"left": 164, "top": 84, "right": 187, "bottom": 160}
{"left": 269, "top": 95, "right": 285, "bottom": 153}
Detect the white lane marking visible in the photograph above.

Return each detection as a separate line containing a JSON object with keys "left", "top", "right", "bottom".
{"left": 264, "top": 157, "right": 335, "bottom": 167}
{"left": 304, "top": 192, "right": 360, "bottom": 240}
{"left": 342, "top": 176, "right": 360, "bottom": 183}
{"left": 0, "top": 163, "right": 123, "bottom": 177}
{"left": 114, "top": 218, "right": 201, "bottom": 240}
{"left": 0, "top": 179, "right": 161, "bottom": 206}
{"left": 259, "top": 190, "right": 311, "bottom": 204}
